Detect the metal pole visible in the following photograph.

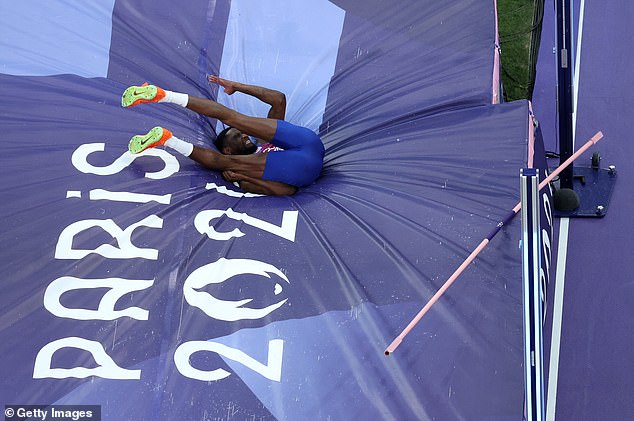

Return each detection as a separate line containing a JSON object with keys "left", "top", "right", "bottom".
{"left": 520, "top": 168, "right": 545, "bottom": 421}
{"left": 556, "top": 0, "right": 575, "bottom": 189}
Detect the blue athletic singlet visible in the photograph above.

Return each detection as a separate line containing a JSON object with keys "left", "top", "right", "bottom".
{"left": 260, "top": 120, "right": 325, "bottom": 187}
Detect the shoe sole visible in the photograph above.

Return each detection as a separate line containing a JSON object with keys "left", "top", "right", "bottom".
{"left": 121, "top": 85, "right": 158, "bottom": 108}
{"left": 129, "top": 126, "right": 166, "bottom": 154}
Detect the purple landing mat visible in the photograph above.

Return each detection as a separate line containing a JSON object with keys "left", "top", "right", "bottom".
{"left": 0, "top": 0, "right": 551, "bottom": 419}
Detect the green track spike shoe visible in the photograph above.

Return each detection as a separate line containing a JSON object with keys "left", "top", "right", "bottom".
{"left": 128, "top": 126, "right": 172, "bottom": 154}
{"left": 121, "top": 83, "right": 166, "bottom": 107}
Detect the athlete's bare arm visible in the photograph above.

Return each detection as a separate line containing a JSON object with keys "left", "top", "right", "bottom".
{"left": 209, "top": 76, "right": 286, "bottom": 120}
{"left": 188, "top": 145, "right": 267, "bottom": 179}
{"left": 187, "top": 149, "right": 297, "bottom": 195}
{"left": 223, "top": 170, "right": 297, "bottom": 196}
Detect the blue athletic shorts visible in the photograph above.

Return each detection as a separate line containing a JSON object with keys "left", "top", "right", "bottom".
{"left": 262, "top": 120, "right": 325, "bottom": 187}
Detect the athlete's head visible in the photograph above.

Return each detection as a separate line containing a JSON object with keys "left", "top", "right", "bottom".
{"left": 214, "top": 127, "right": 257, "bottom": 155}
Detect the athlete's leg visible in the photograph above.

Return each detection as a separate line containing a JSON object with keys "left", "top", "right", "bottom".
{"left": 186, "top": 96, "right": 277, "bottom": 141}
{"left": 128, "top": 127, "right": 266, "bottom": 178}
{"left": 122, "top": 84, "right": 278, "bottom": 141}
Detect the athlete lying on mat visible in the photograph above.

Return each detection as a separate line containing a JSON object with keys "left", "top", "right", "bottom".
{"left": 121, "top": 76, "right": 325, "bottom": 196}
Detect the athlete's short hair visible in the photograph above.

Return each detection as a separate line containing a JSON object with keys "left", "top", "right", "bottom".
{"left": 213, "top": 127, "right": 233, "bottom": 152}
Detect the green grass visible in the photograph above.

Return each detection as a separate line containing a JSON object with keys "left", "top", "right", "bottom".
{"left": 497, "top": 0, "right": 542, "bottom": 101}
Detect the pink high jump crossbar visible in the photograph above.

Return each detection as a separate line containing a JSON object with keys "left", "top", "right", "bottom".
{"left": 385, "top": 131, "right": 604, "bottom": 356}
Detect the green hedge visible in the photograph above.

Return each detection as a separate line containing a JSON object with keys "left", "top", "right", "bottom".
{"left": 497, "top": 0, "right": 544, "bottom": 101}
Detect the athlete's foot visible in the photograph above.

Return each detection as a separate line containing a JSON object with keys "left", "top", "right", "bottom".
{"left": 121, "top": 83, "right": 166, "bottom": 107}
{"left": 128, "top": 126, "right": 172, "bottom": 154}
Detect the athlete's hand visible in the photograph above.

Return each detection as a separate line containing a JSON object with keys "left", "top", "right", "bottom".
{"left": 222, "top": 170, "right": 243, "bottom": 182}
{"left": 208, "top": 75, "right": 237, "bottom": 95}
